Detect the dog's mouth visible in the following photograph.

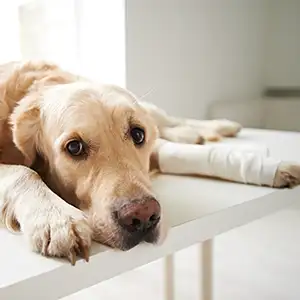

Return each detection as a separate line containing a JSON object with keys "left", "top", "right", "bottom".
{"left": 118, "top": 226, "right": 161, "bottom": 250}
{"left": 92, "top": 223, "right": 161, "bottom": 251}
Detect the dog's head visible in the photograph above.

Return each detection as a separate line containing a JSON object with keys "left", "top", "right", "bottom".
{"left": 11, "top": 79, "right": 166, "bottom": 250}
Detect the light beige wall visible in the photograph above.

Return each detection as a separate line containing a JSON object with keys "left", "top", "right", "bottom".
{"left": 264, "top": 0, "right": 300, "bottom": 88}
{"left": 125, "top": 0, "right": 267, "bottom": 119}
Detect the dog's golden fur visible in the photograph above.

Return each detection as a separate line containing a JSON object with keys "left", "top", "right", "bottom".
{"left": 0, "top": 61, "right": 299, "bottom": 264}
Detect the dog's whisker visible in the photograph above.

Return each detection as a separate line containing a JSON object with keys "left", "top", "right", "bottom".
{"left": 98, "top": 229, "right": 120, "bottom": 246}
{"left": 139, "top": 87, "right": 155, "bottom": 101}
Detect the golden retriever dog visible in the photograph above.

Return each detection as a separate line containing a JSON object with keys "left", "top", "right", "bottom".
{"left": 0, "top": 61, "right": 299, "bottom": 265}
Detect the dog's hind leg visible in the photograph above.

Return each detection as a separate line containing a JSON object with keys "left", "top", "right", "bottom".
{"left": 139, "top": 101, "right": 241, "bottom": 142}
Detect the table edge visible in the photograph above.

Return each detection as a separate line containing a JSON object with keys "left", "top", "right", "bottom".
{"left": 1, "top": 187, "right": 299, "bottom": 300}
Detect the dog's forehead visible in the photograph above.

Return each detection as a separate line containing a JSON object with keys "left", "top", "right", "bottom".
{"left": 41, "top": 82, "right": 147, "bottom": 133}
{"left": 43, "top": 82, "right": 138, "bottom": 108}
{"left": 41, "top": 82, "right": 142, "bottom": 120}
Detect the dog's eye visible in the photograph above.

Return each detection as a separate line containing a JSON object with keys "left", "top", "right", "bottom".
{"left": 66, "top": 140, "right": 84, "bottom": 156}
{"left": 130, "top": 127, "right": 145, "bottom": 146}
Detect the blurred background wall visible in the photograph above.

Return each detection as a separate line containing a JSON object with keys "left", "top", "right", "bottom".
{"left": 2, "top": 0, "right": 300, "bottom": 130}
{"left": 126, "top": 0, "right": 266, "bottom": 119}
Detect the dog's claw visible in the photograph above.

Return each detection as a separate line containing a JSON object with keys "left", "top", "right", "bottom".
{"left": 67, "top": 242, "right": 89, "bottom": 265}
{"left": 68, "top": 249, "right": 77, "bottom": 266}
{"left": 76, "top": 242, "right": 90, "bottom": 262}
{"left": 82, "top": 246, "right": 90, "bottom": 262}
{"left": 73, "top": 225, "right": 90, "bottom": 262}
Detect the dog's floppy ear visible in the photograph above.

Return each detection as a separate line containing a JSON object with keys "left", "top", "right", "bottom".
{"left": 10, "top": 94, "right": 41, "bottom": 167}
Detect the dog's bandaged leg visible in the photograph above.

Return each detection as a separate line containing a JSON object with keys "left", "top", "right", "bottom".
{"left": 207, "top": 143, "right": 270, "bottom": 157}
{"left": 157, "top": 141, "right": 281, "bottom": 186}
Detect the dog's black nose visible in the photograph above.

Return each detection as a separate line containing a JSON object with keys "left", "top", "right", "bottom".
{"left": 116, "top": 198, "right": 161, "bottom": 233}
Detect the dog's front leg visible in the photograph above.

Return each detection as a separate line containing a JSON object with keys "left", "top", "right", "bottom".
{"left": 151, "top": 139, "right": 300, "bottom": 188}
{"left": 0, "top": 164, "right": 91, "bottom": 264}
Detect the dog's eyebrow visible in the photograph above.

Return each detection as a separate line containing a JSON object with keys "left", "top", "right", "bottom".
{"left": 122, "top": 115, "right": 145, "bottom": 139}
{"left": 128, "top": 115, "right": 144, "bottom": 127}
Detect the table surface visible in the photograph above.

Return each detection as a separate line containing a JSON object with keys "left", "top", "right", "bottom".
{"left": 1, "top": 129, "right": 300, "bottom": 300}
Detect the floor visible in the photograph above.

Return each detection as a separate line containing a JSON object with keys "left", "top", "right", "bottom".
{"left": 64, "top": 204, "right": 300, "bottom": 300}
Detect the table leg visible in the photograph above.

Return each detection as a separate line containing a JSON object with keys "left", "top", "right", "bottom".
{"left": 200, "top": 240, "right": 213, "bottom": 300}
{"left": 164, "top": 254, "right": 175, "bottom": 300}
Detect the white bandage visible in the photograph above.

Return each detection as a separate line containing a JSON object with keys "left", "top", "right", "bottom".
{"left": 158, "top": 142, "right": 281, "bottom": 186}
{"left": 208, "top": 143, "right": 270, "bottom": 157}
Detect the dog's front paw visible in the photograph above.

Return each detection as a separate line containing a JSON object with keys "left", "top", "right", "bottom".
{"left": 23, "top": 202, "right": 92, "bottom": 265}
{"left": 273, "top": 162, "right": 300, "bottom": 188}
{"left": 211, "top": 119, "right": 242, "bottom": 137}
